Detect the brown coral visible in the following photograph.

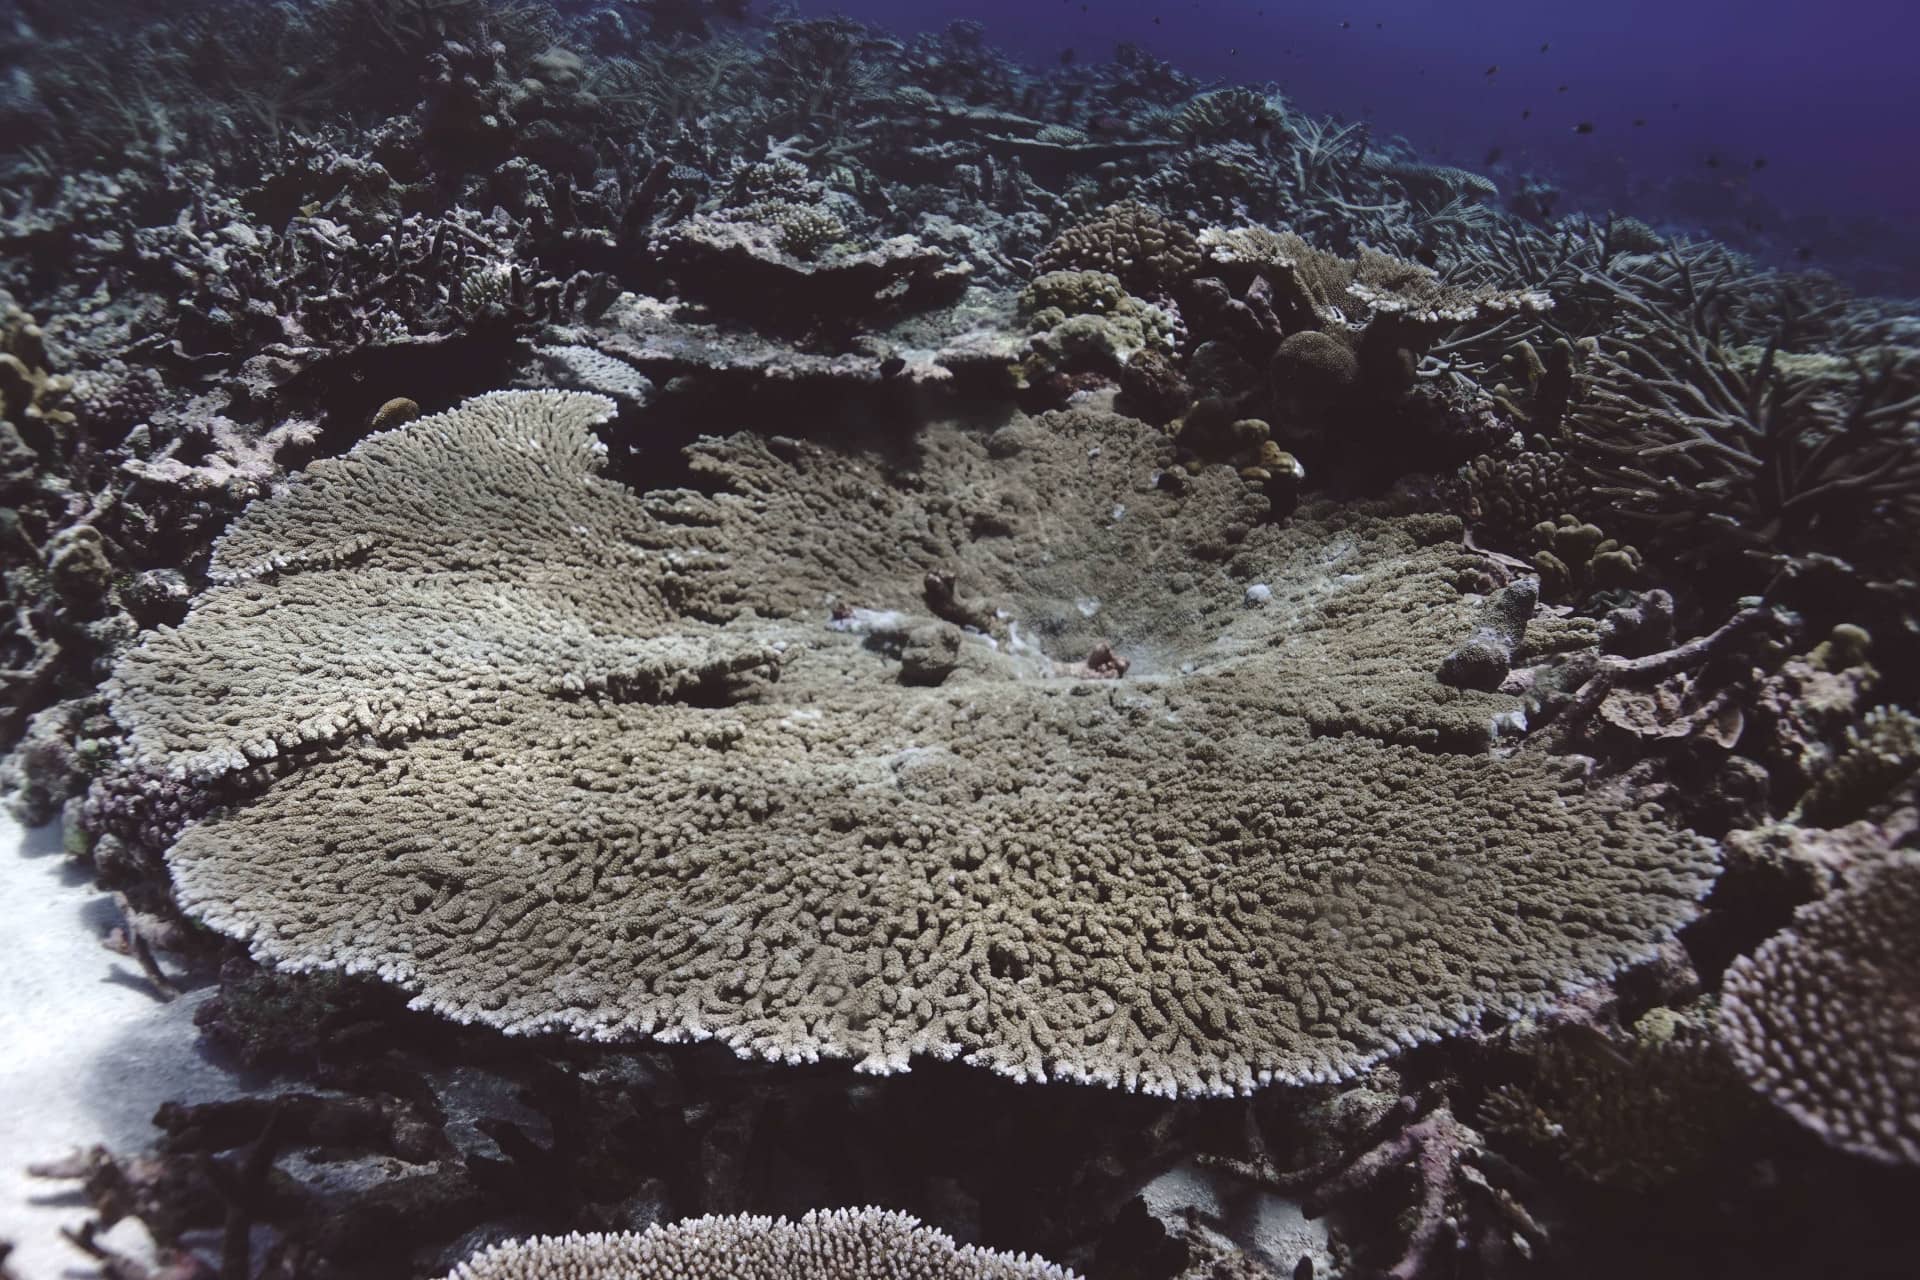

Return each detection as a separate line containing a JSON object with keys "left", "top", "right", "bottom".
{"left": 1035, "top": 202, "right": 1202, "bottom": 297}
{"left": 442, "top": 1209, "right": 1078, "bottom": 1280}
{"left": 1719, "top": 851, "right": 1920, "bottom": 1166}
{"left": 107, "top": 392, "right": 1715, "bottom": 1096}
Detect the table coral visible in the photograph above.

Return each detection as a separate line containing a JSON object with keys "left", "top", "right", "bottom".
{"left": 103, "top": 391, "right": 1715, "bottom": 1097}
{"left": 1719, "top": 850, "right": 1920, "bottom": 1166}
{"left": 443, "top": 1208, "right": 1078, "bottom": 1280}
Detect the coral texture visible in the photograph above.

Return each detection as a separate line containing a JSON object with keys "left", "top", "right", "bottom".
{"left": 105, "top": 392, "right": 1715, "bottom": 1096}
{"left": 1035, "top": 203, "right": 1202, "bottom": 296}
{"left": 443, "top": 1209, "right": 1078, "bottom": 1280}
{"left": 1719, "top": 851, "right": 1920, "bottom": 1166}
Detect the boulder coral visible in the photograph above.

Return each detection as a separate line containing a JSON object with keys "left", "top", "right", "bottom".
{"left": 103, "top": 391, "right": 1716, "bottom": 1096}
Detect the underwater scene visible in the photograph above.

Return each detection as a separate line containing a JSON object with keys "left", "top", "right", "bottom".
{"left": 0, "top": 1, "right": 1915, "bottom": 1277}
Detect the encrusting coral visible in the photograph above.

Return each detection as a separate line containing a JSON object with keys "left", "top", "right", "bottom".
{"left": 442, "top": 1208, "right": 1078, "bottom": 1280}
{"left": 97, "top": 390, "right": 1716, "bottom": 1098}
{"left": 1718, "top": 850, "right": 1920, "bottom": 1166}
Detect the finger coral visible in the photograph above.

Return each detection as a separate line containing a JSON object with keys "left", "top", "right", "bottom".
{"left": 1035, "top": 202, "right": 1202, "bottom": 297}
{"left": 443, "top": 1208, "right": 1078, "bottom": 1280}
{"left": 1719, "top": 851, "right": 1920, "bottom": 1166}
{"left": 105, "top": 391, "right": 1715, "bottom": 1096}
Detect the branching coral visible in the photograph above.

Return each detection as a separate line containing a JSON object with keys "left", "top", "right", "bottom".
{"left": 99, "top": 392, "right": 1716, "bottom": 1099}
{"left": 1566, "top": 272, "right": 1920, "bottom": 584}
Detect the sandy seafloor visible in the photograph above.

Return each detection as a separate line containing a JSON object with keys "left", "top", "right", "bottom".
{"left": 0, "top": 814, "right": 248, "bottom": 1279}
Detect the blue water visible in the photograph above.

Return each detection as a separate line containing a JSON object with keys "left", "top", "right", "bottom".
{"left": 796, "top": 0, "right": 1920, "bottom": 291}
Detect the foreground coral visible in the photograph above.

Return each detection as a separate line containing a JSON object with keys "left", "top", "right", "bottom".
{"left": 100, "top": 391, "right": 1715, "bottom": 1096}
{"left": 1719, "top": 850, "right": 1920, "bottom": 1166}
{"left": 444, "top": 1209, "right": 1076, "bottom": 1280}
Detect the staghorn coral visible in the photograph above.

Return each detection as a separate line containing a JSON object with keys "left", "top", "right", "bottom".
{"left": 1565, "top": 277, "right": 1920, "bottom": 586}
{"left": 443, "top": 1208, "right": 1077, "bottom": 1280}
{"left": 1304, "top": 1100, "right": 1543, "bottom": 1280}
{"left": 1719, "top": 850, "right": 1920, "bottom": 1166}
{"left": 101, "top": 392, "right": 1715, "bottom": 1098}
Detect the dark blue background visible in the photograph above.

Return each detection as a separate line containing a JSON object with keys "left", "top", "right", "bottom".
{"left": 790, "top": 0, "right": 1920, "bottom": 291}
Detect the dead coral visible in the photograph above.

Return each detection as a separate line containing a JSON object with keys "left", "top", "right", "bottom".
{"left": 1719, "top": 850, "right": 1920, "bottom": 1166}
{"left": 101, "top": 393, "right": 1715, "bottom": 1098}
{"left": 1303, "top": 1099, "right": 1545, "bottom": 1280}
{"left": 653, "top": 215, "right": 969, "bottom": 326}
{"left": 443, "top": 1209, "right": 1079, "bottom": 1280}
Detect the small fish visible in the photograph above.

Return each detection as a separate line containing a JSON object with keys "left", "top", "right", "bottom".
{"left": 1632, "top": 118, "right": 1646, "bottom": 127}
{"left": 1573, "top": 121, "right": 1594, "bottom": 134}
{"left": 1485, "top": 64, "right": 1499, "bottom": 76}
{"left": 1557, "top": 84, "right": 1569, "bottom": 93}
{"left": 1705, "top": 154, "right": 1721, "bottom": 169}
{"left": 1796, "top": 245, "right": 1814, "bottom": 261}
{"left": 1058, "top": 48, "right": 1075, "bottom": 65}
{"left": 1752, "top": 156, "right": 1768, "bottom": 170}
{"left": 1540, "top": 42, "right": 1550, "bottom": 53}
{"left": 1340, "top": 21, "right": 1352, "bottom": 30}
{"left": 1484, "top": 146, "right": 1503, "bottom": 165}
{"left": 1153, "top": 15, "right": 1161, "bottom": 22}
{"left": 1521, "top": 108, "right": 1532, "bottom": 119}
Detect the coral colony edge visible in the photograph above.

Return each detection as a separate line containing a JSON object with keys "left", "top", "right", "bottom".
{"left": 0, "top": 3, "right": 1916, "bottom": 1280}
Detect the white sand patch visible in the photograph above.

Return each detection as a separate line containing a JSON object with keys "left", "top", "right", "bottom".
{"left": 0, "top": 813, "right": 245, "bottom": 1279}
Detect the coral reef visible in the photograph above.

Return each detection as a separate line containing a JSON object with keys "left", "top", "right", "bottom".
{"left": 0, "top": 4, "right": 1916, "bottom": 1275}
